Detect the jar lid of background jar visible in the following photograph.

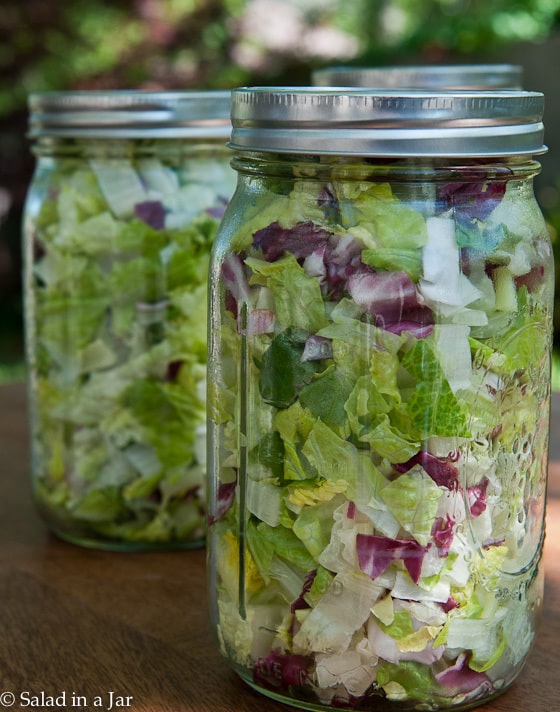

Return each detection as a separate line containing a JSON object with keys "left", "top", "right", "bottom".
{"left": 228, "top": 87, "right": 546, "bottom": 157}
{"left": 28, "top": 91, "right": 232, "bottom": 139}
{"left": 312, "top": 64, "right": 524, "bottom": 90}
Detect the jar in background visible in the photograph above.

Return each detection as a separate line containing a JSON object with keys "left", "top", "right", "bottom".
{"left": 312, "top": 64, "right": 523, "bottom": 89}
{"left": 207, "top": 88, "right": 553, "bottom": 710}
{"left": 23, "top": 91, "right": 235, "bottom": 550}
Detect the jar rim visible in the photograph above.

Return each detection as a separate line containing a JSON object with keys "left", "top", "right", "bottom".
{"left": 28, "top": 90, "right": 232, "bottom": 139}
{"left": 312, "top": 64, "right": 524, "bottom": 90}
{"left": 228, "top": 87, "right": 546, "bottom": 158}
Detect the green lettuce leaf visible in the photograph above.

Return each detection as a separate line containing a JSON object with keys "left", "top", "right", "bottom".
{"left": 380, "top": 468, "right": 443, "bottom": 546}
{"left": 259, "top": 328, "right": 322, "bottom": 409}
{"left": 345, "top": 374, "right": 392, "bottom": 437}
{"left": 248, "top": 520, "right": 317, "bottom": 575}
{"left": 376, "top": 661, "right": 442, "bottom": 703}
{"left": 301, "top": 419, "right": 379, "bottom": 502}
{"left": 273, "top": 400, "right": 316, "bottom": 446}
{"left": 344, "top": 375, "right": 419, "bottom": 462}
{"left": 299, "top": 366, "right": 353, "bottom": 430}
{"left": 293, "top": 495, "right": 346, "bottom": 559}
{"left": 317, "top": 319, "right": 404, "bottom": 358}
{"left": 378, "top": 609, "right": 414, "bottom": 640}
{"left": 334, "top": 182, "right": 428, "bottom": 250}
{"left": 401, "top": 340, "right": 471, "bottom": 438}
{"left": 361, "top": 414, "right": 421, "bottom": 463}
{"left": 305, "top": 565, "right": 334, "bottom": 608}
{"left": 255, "top": 431, "right": 285, "bottom": 479}
{"left": 246, "top": 254, "right": 328, "bottom": 332}
{"left": 361, "top": 247, "right": 423, "bottom": 281}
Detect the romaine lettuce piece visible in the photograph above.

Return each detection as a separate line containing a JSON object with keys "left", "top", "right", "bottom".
{"left": 379, "top": 468, "right": 443, "bottom": 547}
{"left": 292, "top": 571, "right": 384, "bottom": 655}
{"left": 401, "top": 339, "right": 472, "bottom": 438}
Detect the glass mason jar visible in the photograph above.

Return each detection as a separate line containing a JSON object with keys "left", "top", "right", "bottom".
{"left": 207, "top": 88, "right": 554, "bottom": 711}
{"left": 23, "top": 91, "right": 236, "bottom": 550}
{"left": 312, "top": 64, "right": 523, "bottom": 89}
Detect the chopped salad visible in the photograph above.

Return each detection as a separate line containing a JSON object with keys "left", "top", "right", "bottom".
{"left": 208, "top": 163, "right": 552, "bottom": 708}
{"left": 25, "top": 144, "right": 235, "bottom": 547}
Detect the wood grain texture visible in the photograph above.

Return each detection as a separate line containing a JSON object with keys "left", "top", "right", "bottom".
{"left": 1, "top": 381, "right": 559, "bottom": 712}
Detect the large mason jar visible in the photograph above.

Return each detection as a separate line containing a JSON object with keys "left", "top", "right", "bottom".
{"left": 207, "top": 88, "right": 553, "bottom": 711}
{"left": 312, "top": 64, "right": 523, "bottom": 89}
{"left": 23, "top": 91, "right": 235, "bottom": 550}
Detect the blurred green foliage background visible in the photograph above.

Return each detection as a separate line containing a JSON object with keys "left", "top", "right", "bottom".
{"left": 1, "top": 0, "right": 560, "bottom": 382}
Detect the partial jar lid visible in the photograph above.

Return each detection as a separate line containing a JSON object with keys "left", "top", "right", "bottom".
{"left": 229, "top": 87, "right": 546, "bottom": 157}
{"left": 28, "top": 90, "right": 232, "bottom": 139}
{"left": 312, "top": 64, "right": 524, "bottom": 90}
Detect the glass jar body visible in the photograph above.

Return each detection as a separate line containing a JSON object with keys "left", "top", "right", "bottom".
{"left": 207, "top": 153, "right": 554, "bottom": 710}
{"left": 23, "top": 136, "right": 235, "bottom": 550}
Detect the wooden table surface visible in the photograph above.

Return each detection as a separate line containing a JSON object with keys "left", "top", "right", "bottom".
{"left": 0, "top": 381, "right": 559, "bottom": 712}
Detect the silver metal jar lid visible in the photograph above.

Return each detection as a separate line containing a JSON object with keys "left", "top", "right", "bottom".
{"left": 229, "top": 87, "right": 546, "bottom": 157}
{"left": 312, "top": 64, "right": 524, "bottom": 90}
{"left": 28, "top": 90, "right": 232, "bottom": 139}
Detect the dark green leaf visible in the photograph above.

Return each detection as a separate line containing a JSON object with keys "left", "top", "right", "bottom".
{"left": 258, "top": 327, "right": 320, "bottom": 409}
{"left": 256, "top": 431, "right": 285, "bottom": 478}
{"left": 299, "top": 368, "right": 352, "bottom": 427}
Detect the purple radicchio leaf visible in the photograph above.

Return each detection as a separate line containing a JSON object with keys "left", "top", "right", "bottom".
{"left": 242, "top": 309, "right": 275, "bottom": 336}
{"left": 441, "top": 596, "right": 460, "bottom": 613}
{"left": 482, "top": 536, "right": 505, "bottom": 549}
{"left": 290, "top": 569, "right": 317, "bottom": 613}
{"left": 323, "top": 233, "right": 364, "bottom": 297}
{"left": 302, "top": 244, "right": 328, "bottom": 287}
{"left": 431, "top": 515, "right": 455, "bottom": 556}
{"left": 515, "top": 264, "right": 545, "bottom": 292}
{"left": 134, "top": 200, "right": 166, "bottom": 230}
{"left": 221, "top": 253, "right": 251, "bottom": 318}
{"left": 436, "top": 174, "right": 509, "bottom": 225}
{"left": 207, "top": 480, "right": 236, "bottom": 525}
{"left": 384, "top": 320, "right": 434, "bottom": 339}
{"left": 396, "top": 451, "right": 459, "bottom": 490}
{"left": 467, "top": 478, "right": 489, "bottom": 517}
{"left": 435, "top": 652, "right": 493, "bottom": 695}
{"left": 253, "top": 221, "right": 331, "bottom": 261}
{"left": 347, "top": 268, "right": 433, "bottom": 335}
{"left": 356, "top": 533, "right": 428, "bottom": 584}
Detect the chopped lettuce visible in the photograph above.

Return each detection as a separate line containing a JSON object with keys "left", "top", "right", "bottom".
{"left": 27, "top": 149, "right": 234, "bottom": 547}
{"left": 258, "top": 328, "right": 322, "bottom": 409}
{"left": 246, "top": 254, "right": 328, "bottom": 332}
{"left": 380, "top": 468, "right": 443, "bottom": 547}
{"left": 401, "top": 339, "right": 472, "bottom": 438}
{"left": 292, "top": 571, "right": 384, "bottom": 655}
